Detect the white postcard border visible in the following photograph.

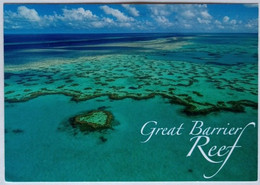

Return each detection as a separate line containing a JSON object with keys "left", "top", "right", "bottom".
{"left": 0, "top": 0, "right": 259, "bottom": 185}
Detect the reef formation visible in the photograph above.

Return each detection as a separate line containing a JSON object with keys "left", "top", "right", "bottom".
{"left": 4, "top": 54, "right": 257, "bottom": 116}
{"left": 70, "top": 110, "right": 113, "bottom": 132}
{"left": 4, "top": 35, "right": 258, "bottom": 116}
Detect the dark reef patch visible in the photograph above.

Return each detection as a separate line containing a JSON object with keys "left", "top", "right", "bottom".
{"left": 5, "top": 90, "right": 258, "bottom": 116}
{"left": 12, "top": 129, "right": 24, "bottom": 134}
{"left": 70, "top": 110, "right": 113, "bottom": 132}
{"left": 99, "top": 136, "right": 108, "bottom": 143}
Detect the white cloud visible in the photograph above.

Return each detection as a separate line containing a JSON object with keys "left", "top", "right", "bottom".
{"left": 219, "top": 16, "right": 247, "bottom": 31}
{"left": 103, "top": 17, "right": 114, "bottom": 24}
{"left": 4, "top": 4, "right": 258, "bottom": 33}
{"left": 215, "top": 20, "right": 221, "bottom": 25}
{"left": 222, "top": 16, "right": 239, "bottom": 28}
{"left": 147, "top": 4, "right": 216, "bottom": 31}
{"left": 215, "top": 20, "right": 224, "bottom": 29}
{"left": 154, "top": 15, "right": 173, "bottom": 26}
{"left": 230, "top": 19, "right": 237, "bottom": 25}
{"left": 198, "top": 4, "right": 208, "bottom": 8}
{"left": 119, "top": 22, "right": 132, "bottom": 28}
{"left": 122, "top": 4, "right": 139, "bottom": 17}
{"left": 197, "top": 17, "right": 211, "bottom": 24}
{"left": 201, "top": 11, "right": 212, "bottom": 19}
{"left": 150, "top": 4, "right": 213, "bottom": 28}
{"left": 184, "top": 23, "right": 192, "bottom": 28}
{"left": 149, "top": 5, "right": 170, "bottom": 16}
{"left": 51, "top": 7, "right": 103, "bottom": 29}
{"left": 148, "top": 5, "right": 173, "bottom": 27}
{"left": 91, "top": 17, "right": 115, "bottom": 28}
{"left": 100, "top": 5, "right": 134, "bottom": 22}
{"left": 245, "top": 18, "right": 258, "bottom": 29}
{"left": 4, "top": 5, "right": 138, "bottom": 31}
{"left": 17, "top": 6, "right": 41, "bottom": 22}
{"left": 91, "top": 21, "right": 104, "bottom": 28}
{"left": 11, "top": 25, "right": 22, "bottom": 29}
{"left": 223, "top": 16, "right": 230, "bottom": 23}
{"left": 182, "top": 10, "right": 195, "bottom": 18}
{"left": 5, "top": 6, "right": 101, "bottom": 30}
{"left": 4, "top": 6, "right": 45, "bottom": 30}
{"left": 61, "top": 8, "right": 98, "bottom": 21}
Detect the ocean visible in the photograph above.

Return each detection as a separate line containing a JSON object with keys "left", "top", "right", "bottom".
{"left": 4, "top": 33, "right": 258, "bottom": 181}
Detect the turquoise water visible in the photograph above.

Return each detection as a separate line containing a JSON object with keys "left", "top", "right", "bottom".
{"left": 5, "top": 95, "right": 257, "bottom": 181}
{"left": 4, "top": 33, "right": 258, "bottom": 181}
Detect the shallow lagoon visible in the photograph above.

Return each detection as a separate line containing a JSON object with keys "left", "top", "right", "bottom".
{"left": 5, "top": 95, "right": 257, "bottom": 181}
{"left": 4, "top": 33, "right": 258, "bottom": 181}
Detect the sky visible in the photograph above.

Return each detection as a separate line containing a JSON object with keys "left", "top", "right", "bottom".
{"left": 4, "top": 4, "right": 258, "bottom": 34}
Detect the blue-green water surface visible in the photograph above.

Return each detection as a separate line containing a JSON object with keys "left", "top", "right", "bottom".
{"left": 4, "top": 33, "right": 258, "bottom": 181}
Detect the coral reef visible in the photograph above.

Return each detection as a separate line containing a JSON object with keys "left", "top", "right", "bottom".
{"left": 70, "top": 110, "right": 113, "bottom": 132}
{"left": 4, "top": 52, "right": 257, "bottom": 116}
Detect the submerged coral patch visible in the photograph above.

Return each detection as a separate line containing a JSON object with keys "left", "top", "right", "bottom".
{"left": 70, "top": 110, "right": 113, "bottom": 132}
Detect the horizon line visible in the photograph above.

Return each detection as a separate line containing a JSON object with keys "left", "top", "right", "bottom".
{"left": 4, "top": 32, "right": 258, "bottom": 35}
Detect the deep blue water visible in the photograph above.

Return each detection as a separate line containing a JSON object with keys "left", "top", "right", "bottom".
{"left": 4, "top": 33, "right": 258, "bottom": 65}
{"left": 4, "top": 33, "right": 184, "bottom": 51}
